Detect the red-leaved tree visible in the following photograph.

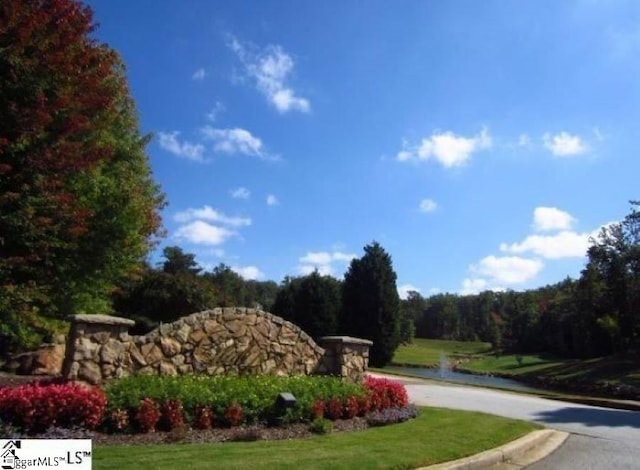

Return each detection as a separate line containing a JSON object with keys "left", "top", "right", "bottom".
{"left": 0, "top": 0, "right": 165, "bottom": 352}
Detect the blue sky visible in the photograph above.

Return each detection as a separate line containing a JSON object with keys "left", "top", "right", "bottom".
{"left": 87, "top": 0, "right": 640, "bottom": 297}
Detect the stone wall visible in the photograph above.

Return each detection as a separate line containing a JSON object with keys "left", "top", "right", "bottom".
{"left": 61, "top": 308, "right": 371, "bottom": 385}
{"left": 318, "top": 336, "right": 372, "bottom": 383}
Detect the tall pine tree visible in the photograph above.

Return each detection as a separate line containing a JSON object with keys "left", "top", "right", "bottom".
{"left": 341, "top": 242, "right": 400, "bottom": 367}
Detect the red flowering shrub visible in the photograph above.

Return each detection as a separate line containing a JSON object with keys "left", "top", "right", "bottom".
{"left": 344, "top": 395, "right": 359, "bottom": 419}
{"left": 0, "top": 381, "right": 106, "bottom": 433}
{"left": 224, "top": 402, "right": 243, "bottom": 427}
{"left": 109, "top": 409, "right": 130, "bottom": 432}
{"left": 364, "top": 376, "right": 409, "bottom": 411}
{"left": 357, "top": 395, "right": 371, "bottom": 416}
{"left": 326, "top": 397, "right": 343, "bottom": 420}
{"left": 193, "top": 406, "right": 214, "bottom": 430}
{"left": 310, "top": 399, "right": 325, "bottom": 420}
{"left": 135, "top": 398, "right": 161, "bottom": 433}
{"left": 160, "top": 400, "right": 186, "bottom": 431}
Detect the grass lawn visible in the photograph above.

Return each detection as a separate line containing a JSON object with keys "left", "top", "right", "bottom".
{"left": 391, "top": 339, "right": 640, "bottom": 393}
{"left": 461, "top": 352, "right": 640, "bottom": 388}
{"left": 93, "top": 407, "right": 537, "bottom": 470}
{"left": 460, "top": 353, "right": 564, "bottom": 376}
{"left": 392, "top": 338, "right": 491, "bottom": 367}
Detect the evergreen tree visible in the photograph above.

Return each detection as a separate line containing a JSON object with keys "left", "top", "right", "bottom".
{"left": 162, "top": 246, "right": 201, "bottom": 275}
{"left": 341, "top": 242, "right": 401, "bottom": 367}
{"left": 271, "top": 272, "right": 341, "bottom": 339}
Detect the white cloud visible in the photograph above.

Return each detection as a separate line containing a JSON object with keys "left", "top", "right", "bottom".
{"left": 460, "top": 278, "right": 506, "bottom": 295}
{"left": 158, "top": 132, "right": 205, "bottom": 162}
{"left": 496, "top": 207, "right": 603, "bottom": 259}
{"left": 206, "top": 102, "right": 225, "bottom": 122}
{"left": 533, "top": 207, "right": 576, "bottom": 232}
{"left": 192, "top": 68, "right": 206, "bottom": 80}
{"left": 201, "top": 126, "right": 277, "bottom": 160}
{"left": 500, "top": 231, "right": 591, "bottom": 259}
{"left": 174, "top": 221, "right": 234, "bottom": 246}
{"left": 298, "top": 251, "right": 356, "bottom": 277}
{"left": 398, "top": 284, "right": 421, "bottom": 300}
{"left": 543, "top": 132, "right": 588, "bottom": 157}
{"left": 232, "top": 265, "right": 264, "bottom": 280}
{"left": 397, "top": 128, "right": 492, "bottom": 168}
{"left": 331, "top": 252, "right": 356, "bottom": 262}
{"left": 300, "top": 252, "right": 331, "bottom": 265}
{"left": 470, "top": 255, "right": 543, "bottom": 285}
{"left": 266, "top": 194, "right": 279, "bottom": 206}
{"left": 173, "top": 206, "right": 251, "bottom": 227}
{"left": 230, "top": 187, "right": 251, "bottom": 200}
{"left": 419, "top": 199, "right": 438, "bottom": 213}
{"left": 396, "top": 150, "right": 413, "bottom": 162}
{"left": 229, "top": 38, "right": 310, "bottom": 113}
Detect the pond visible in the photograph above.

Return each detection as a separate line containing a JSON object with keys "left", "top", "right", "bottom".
{"left": 384, "top": 365, "right": 545, "bottom": 394}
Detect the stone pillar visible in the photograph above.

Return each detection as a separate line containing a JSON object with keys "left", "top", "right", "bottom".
{"left": 317, "top": 336, "right": 373, "bottom": 382}
{"left": 61, "top": 314, "right": 134, "bottom": 385}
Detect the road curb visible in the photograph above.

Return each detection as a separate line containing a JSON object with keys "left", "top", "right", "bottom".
{"left": 418, "top": 429, "right": 569, "bottom": 469}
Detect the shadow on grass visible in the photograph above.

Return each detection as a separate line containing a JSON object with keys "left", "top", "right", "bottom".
{"left": 533, "top": 406, "right": 640, "bottom": 429}
{"left": 520, "top": 355, "right": 640, "bottom": 387}
{"left": 500, "top": 361, "right": 557, "bottom": 372}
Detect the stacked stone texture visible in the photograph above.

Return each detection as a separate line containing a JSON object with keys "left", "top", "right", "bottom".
{"left": 61, "top": 308, "right": 369, "bottom": 385}
{"left": 318, "top": 336, "right": 372, "bottom": 383}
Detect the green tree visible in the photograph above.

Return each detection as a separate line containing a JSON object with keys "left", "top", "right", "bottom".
{"left": 0, "top": 0, "right": 165, "bottom": 352}
{"left": 203, "top": 264, "right": 248, "bottom": 307}
{"left": 113, "top": 247, "right": 215, "bottom": 332}
{"left": 245, "top": 279, "right": 279, "bottom": 311}
{"left": 399, "top": 291, "right": 424, "bottom": 344}
{"left": 341, "top": 242, "right": 401, "bottom": 367}
{"left": 271, "top": 272, "right": 342, "bottom": 339}
{"left": 584, "top": 201, "right": 640, "bottom": 352}
{"left": 271, "top": 276, "right": 302, "bottom": 323}
{"left": 161, "top": 246, "right": 201, "bottom": 275}
{"left": 113, "top": 269, "right": 216, "bottom": 333}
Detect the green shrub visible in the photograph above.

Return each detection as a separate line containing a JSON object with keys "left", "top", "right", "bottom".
{"left": 104, "top": 374, "right": 368, "bottom": 429}
{"left": 309, "top": 417, "right": 333, "bottom": 434}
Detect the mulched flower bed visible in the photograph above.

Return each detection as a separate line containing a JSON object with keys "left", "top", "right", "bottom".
{"left": 0, "top": 373, "right": 371, "bottom": 445}
{"left": 92, "top": 418, "right": 369, "bottom": 446}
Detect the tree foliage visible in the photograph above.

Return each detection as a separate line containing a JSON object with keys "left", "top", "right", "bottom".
{"left": 271, "top": 271, "right": 342, "bottom": 339}
{"left": 410, "top": 201, "right": 640, "bottom": 359}
{"left": 161, "top": 246, "right": 201, "bottom": 275}
{"left": 341, "top": 242, "right": 401, "bottom": 367}
{"left": 113, "top": 267, "right": 216, "bottom": 333}
{"left": 0, "top": 0, "right": 165, "bottom": 352}
{"left": 399, "top": 291, "right": 423, "bottom": 344}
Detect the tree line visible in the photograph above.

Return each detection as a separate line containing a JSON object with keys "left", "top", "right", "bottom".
{"left": 114, "top": 242, "right": 405, "bottom": 367}
{"left": 405, "top": 202, "right": 640, "bottom": 359}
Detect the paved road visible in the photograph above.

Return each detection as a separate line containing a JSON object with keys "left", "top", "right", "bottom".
{"left": 382, "top": 375, "right": 640, "bottom": 469}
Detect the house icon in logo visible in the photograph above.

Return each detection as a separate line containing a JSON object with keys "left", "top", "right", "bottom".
{"left": 1, "top": 440, "right": 20, "bottom": 470}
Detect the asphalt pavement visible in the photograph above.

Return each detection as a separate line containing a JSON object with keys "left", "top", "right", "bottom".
{"left": 372, "top": 373, "right": 640, "bottom": 469}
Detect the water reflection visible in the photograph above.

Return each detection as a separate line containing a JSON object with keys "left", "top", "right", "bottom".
{"left": 386, "top": 363, "right": 544, "bottom": 394}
